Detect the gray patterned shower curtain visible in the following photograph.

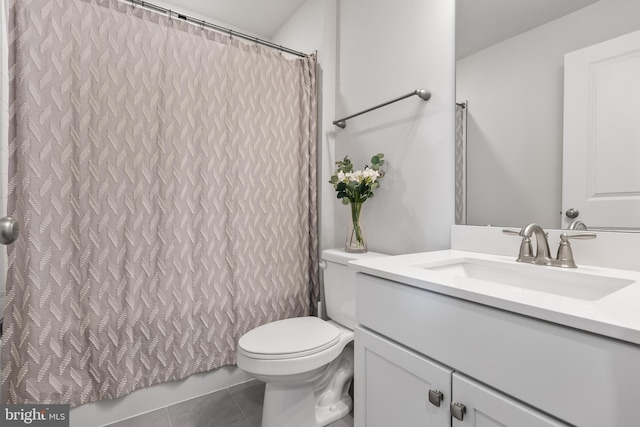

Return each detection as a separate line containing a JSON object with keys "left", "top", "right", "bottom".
{"left": 1, "top": 0, "right": 318, "bottom": 406}
{"left": 455, "top": 103, "right": 466, "bottom": 225}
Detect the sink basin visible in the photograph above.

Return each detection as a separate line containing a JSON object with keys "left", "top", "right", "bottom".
{"left": 418, "top": 258, "right": 634, "bottom": 301}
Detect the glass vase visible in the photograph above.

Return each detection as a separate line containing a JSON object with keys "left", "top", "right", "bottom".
{"left": 345, "top": 202, "right": 367, "bottom": 253}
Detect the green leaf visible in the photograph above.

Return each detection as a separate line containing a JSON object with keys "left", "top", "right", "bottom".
{"left": 371, "top": 155, "right": 380, "bottom": 165}
{"left": 336, "top": 182, "right": 346, "bottom": 191}
{"left": 378, "top": 159, "right": 384, "bottom": 166}
{"left": 329, "top": 175, "right": 338, "bottom": 184}
{"left": 377, "top": 153, "right": 384, "bottom": 159}
{"left": 342, "top": 198, "right": 350, "bottom": 205}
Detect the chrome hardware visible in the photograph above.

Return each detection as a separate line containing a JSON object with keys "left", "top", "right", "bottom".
{"left": 506, "top": 223, "right": 596, "bottom": 268}
{"left": 565, "top": 208, "right": 579, "bottom": 219}
{"left": 502, "top": 229, "right": 533, "bottom": 261}
{"left": 502, "top": 229, "right": 519, "bottom": 236}
{"left": 519, "top": 223, "right": 551, "bottom": 264}
{"left": 568, "top": 219, "right": 588, "bottom": 230}
{"left": 0, "top": 216, "right": 19, "bottom": 245}
{"left": 333, "top": 88, "right": 431, "bottom": 128}
{"left": 428, "top": 389, "right": 443, "bottom": 407}
{"left": 318, "top": 261, "right": 327, "bottom": 270}
{"left": 556, "top": 232, "right": 597, "bottom": 268}
{"left": 450, "top": 402, "right": 466, "bottom": 421}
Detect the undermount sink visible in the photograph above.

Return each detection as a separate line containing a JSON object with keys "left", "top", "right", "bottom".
{"left": 418, "top": 258, "right": 634, "bottom": 301}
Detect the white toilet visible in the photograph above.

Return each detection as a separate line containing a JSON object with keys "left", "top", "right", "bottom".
{"left": 236, "top": 249, "right": 386, "bottom": 427}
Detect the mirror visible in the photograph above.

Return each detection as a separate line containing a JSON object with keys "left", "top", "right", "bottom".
{"left": 455, "top": 0, "right": 640, "bottom": 230}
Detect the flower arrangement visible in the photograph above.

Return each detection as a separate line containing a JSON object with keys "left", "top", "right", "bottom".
{"left": 329, "top": 154, "right": 385, "bottom": 252}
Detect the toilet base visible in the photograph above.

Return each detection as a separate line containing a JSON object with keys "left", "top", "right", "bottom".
{"left": 314, "top": 343, "right": 354, "bottom": 426}
{"left": 260, "top": 344, "right": 354, "bottom": 427}
{"left": 315, "top": 394, "right": 352, "bottom": 426}
{"left": 262, "top": 382, "right": 318, "bottom": 427}
{"left": 261, "top": 381, "right": 353, "bottom": 427}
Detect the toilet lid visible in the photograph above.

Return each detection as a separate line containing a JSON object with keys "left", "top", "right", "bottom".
{"left": 238, "top": 317, "right": 342, "bottom": 360}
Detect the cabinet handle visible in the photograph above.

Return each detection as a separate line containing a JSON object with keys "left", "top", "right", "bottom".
{"left": 428, "top": 389, "right": 443, "bottom": 407}
{"left": 450, "top": 402, "right": 466, "bottom": 421}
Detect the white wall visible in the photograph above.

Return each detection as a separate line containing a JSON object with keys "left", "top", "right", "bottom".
{"left": 457, "top": 0, "right": 640, "bottom": 229}
{"left": 335, "top": 0, "right": 456, "bottom": 254}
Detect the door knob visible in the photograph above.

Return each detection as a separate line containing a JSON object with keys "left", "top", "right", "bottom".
{"left": 0, "top": 216, "right": 19, "bottom": 245}
{"left": 565, "top": 208, "right": 579, "bottom": 219}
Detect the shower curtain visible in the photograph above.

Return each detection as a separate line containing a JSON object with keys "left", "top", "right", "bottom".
{"left": 455, "top": 103, "right": 466, "bottom": 225}
{"left": 1, "top": 0, "right": 318, "bottom": 406}
{"left": 0, "top": 0, "right": 8, "bottom": 319}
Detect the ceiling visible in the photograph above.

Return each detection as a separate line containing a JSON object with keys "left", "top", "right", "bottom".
{"left": 166, "top": 0, "right": 308, "bottom": 38}
{"left": 456, "top": 0, "right": 599, "bottom": 59}
{"left": 160, "top": 1, "right": 600, "bottom": 56}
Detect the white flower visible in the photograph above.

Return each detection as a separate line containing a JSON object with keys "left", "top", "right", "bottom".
{"left": 363, "top": 168, "right": 379, "bottom": 181}
{"left": 337, "top": 168, "right": 380, "bottom": 185}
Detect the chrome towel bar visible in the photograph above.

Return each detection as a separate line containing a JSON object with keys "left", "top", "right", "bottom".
{"left": 333, "top": 88, "right": 431, "bottom": 128}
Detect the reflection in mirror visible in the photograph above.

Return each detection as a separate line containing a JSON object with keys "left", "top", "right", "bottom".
{"left": 455, "top": 0, "right": 640, "bottom": 230}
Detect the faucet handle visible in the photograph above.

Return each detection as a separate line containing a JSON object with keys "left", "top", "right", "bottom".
{"left": 561, "top": 232, "right": 596, "bottom": 241}
{"left": 502, "top": 228, "right": 520, "bottom": 236}
{"left": 556, "top": 232, "right": 597, "bottom": 268}
{"left": 502, "top": 229, "right": 533, "bottom": 261}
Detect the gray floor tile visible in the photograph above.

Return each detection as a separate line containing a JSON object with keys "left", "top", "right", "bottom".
{"left": 246, "top": 413, "right": 262, "bottom": 427}
{"left": 103, "top": 408, "right": 171, "bottom": 427}
{"left": 229, "top": 380, "right": 265, "bottom": 423}
{"left": 166, "top": 389, "right": 246, "bottom": 427}
{"left": 327, "top": 412, "right": 354, "bottom": 427}
{"left": 105, "top": 380, "right": 352, "bottom": 427}
{"left": 223, "top": 419, "right": 252, "bottom": 427}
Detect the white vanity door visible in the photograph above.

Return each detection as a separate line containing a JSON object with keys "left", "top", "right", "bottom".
{"left": 562, "top": 29, "right": 640, "bottom": 229}
{"left": 354, "top": 326, "right": 452, "bottom": 427}
{"left": 451, "top": 373, "right": 568, "bottom": 427}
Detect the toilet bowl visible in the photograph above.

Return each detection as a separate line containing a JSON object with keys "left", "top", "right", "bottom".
{"left": 236, "top": 249, "right": 387, "bottom": 427}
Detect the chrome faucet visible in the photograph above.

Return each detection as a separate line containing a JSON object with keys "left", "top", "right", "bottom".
{"left": 519, "top": 223, "right": 551, "bottom": 265}
{"left": 503, "top": 223, "right": 596, "bottom": 268}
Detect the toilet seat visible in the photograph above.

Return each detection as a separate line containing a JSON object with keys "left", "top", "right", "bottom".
{"left": 238, "top": 317, "right": 341, "bottom": 360}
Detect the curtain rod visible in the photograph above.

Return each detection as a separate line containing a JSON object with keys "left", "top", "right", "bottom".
{"left": 126, "top": 0, "right": 308, "bottom": 58}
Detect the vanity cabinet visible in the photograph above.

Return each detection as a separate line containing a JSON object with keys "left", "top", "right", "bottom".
{"left": 354, "top": 326, "right": 452, "bottom": 426}
{"left": 354, "top": 273, "right": 640, "bottom": 427}
{"left": 450, "top": 373, "right": 564, "bottom": 427}
{"left": 355, "top": 326, "right": 564, "bottom": 427}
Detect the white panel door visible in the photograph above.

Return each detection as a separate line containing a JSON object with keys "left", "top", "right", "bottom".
{"left": 354, "top": 326, "right": 452, "bottom": 427}
{"left": 562, "top": 30, "right": 640, "bottom": 229}
{"left": 451, "top": 373, "right": 568, "bottom": 427}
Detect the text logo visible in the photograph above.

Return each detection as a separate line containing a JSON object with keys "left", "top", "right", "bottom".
{"left": 1, "top": 405, "right": 69, "bottom": 426}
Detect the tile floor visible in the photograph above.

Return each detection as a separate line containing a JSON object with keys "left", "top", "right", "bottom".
{"left": 104, "top": 380, "right": 354, "bottom": 427}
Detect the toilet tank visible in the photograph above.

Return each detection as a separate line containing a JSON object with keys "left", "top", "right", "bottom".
{"left": 321, "top": 249, "right": 388, "bottom": 329}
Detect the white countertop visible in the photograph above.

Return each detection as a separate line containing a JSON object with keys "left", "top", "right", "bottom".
{"left": 349, "top": 249, "right": 640, "bottom": 345}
